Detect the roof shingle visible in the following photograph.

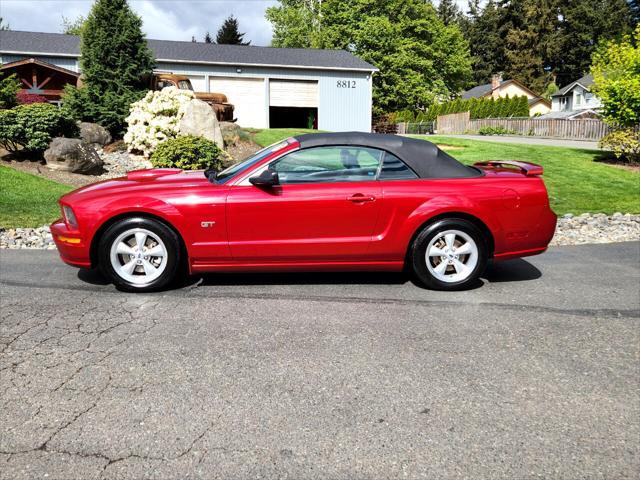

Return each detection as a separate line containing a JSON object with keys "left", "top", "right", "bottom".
{"left": 0, "top": 30, "right": 377, "bottom": 72}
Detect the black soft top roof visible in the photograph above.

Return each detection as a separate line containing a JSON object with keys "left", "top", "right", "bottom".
{"left": 295, "top": 132, "right": 479, "bottom": 179}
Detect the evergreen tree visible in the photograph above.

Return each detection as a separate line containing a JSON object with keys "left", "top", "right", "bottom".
{"left": 62, "top": 0, "right": 155, "bottom": 135}
{"left": 461, "top": 0, "right": 506, "bottom": 85}
{"left": 500, "top": 0, "right": 562, "bottom": 94}
{"left": 437, "top": 0, "right": 462, "bottom": 26}
{"left": 630, "top": 1, "right": 640, "bottom": 24}
{"left": 216, "top": 15, "right": 251, "bottom": 45}
{"left": 556, "top": 0, "right": 633, "bottom": 86}
{"left": 204, "top": 31, "right": 213, "bottom": 44}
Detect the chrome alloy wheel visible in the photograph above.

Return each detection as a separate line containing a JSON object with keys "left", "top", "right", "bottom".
{"left": 109, "top": 228, "right": 168, "bottom": 285}
{"left": 425, "top": 229, "right": 478, "bottom": 283}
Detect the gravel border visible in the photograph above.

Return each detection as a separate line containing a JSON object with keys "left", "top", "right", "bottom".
{"left": 1, "top": 213, "right": 638, "bottom": 250}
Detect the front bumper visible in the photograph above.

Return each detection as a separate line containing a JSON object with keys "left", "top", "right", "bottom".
{"left": 50, "top": 219, "right": 92, "bottom": 268}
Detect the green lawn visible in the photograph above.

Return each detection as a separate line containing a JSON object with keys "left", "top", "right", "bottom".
{"left": 0, "top": 165, "right": 72, "bottom": 228}
{"left": 413, "top": 136, "right": 640, "bottom": 215}
{"left": 246, "top": 128, "right": 318, "bottom": 147}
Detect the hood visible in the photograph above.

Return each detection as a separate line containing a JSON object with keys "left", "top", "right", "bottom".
{"left": 61, "top": 168, "right": 213, "bottom": 203}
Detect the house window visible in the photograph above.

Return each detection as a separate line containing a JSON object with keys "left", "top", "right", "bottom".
{"left": 559, "top": 97, "right": 568, "bottom": 110}
{"left": 575, "top": 92, "right": 583, "bottom": 107}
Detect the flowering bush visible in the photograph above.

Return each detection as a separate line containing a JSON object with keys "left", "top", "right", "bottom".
{"left": 17, "top": 91, "right": 49, "bottom": 105}
{"left": 123, "top": 87, "right": 194, "bottom": 157}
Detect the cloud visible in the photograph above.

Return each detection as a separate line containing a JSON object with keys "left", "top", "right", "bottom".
{"left": 0, "top": 0, "right": 277, "bottom": 45}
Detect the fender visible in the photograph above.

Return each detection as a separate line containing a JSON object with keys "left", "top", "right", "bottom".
{"left": 399, "top": 195, "right": 505, "bottom": 254}
{"left": 81, "top": 195, "right": 191, "bottom": 252}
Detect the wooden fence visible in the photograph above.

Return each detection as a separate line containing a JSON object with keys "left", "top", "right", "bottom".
{"left": 436, "top": 112, "right": 613, "bottom": 141}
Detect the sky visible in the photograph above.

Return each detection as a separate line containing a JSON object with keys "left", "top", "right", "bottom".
{"left": 0, "top": 0, "right": 476, "bottom": 47}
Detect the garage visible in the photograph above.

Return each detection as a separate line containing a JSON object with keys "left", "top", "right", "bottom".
{"left": 209, "top": 76, "right": 265, "bottom": 128}
{"left": 1, "top": 30, "right": 378, "bottom": 132}
{"left": 186, "top": 74, "right": 206, "bottom": 92}
{"left": 269, "top": 79, "right": 318, "bottom": 129}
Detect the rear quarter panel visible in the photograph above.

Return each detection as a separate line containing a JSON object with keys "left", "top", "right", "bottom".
{"left": 372, "top": 173, "right": 554, "bottom": 261}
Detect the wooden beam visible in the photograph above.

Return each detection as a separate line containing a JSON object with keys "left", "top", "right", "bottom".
{"left": 20, "top": 78, "right": 33, "bottom": 89}
{"left": 32, "top": 66, "right": 37, "bottom": 91}
{"left": 38, "top": 73, "right": 55, "bottom": 90}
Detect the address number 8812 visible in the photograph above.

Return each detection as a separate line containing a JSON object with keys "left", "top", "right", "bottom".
{"left": 337, "top": 80, "right": 356, "bottom": 88}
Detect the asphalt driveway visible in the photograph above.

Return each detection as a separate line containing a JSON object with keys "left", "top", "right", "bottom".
{"left": 1, "top": 242, "right": 639, "bottom": 479}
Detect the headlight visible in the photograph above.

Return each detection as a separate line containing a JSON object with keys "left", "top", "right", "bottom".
{"left": 62, "top": 205, "right": 78, "bottom": 228}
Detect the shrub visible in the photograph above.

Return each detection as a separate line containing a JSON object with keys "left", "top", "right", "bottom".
{"left": 16, "top": 91, "right": 48, "bottom": 105}
{"left": 123, "top": 87, "right": 195, "bottom": 157}
{"left": 599, "top": 129, "right": 640, "bottom": 163}
{"left": 0, "top": 73, "right": 20, "bottom": 109}
{"left": 478, "top": 126, "right": 515, "bottom": 136}
{"left": 0, "top": 103, "right": 78, "bottom": 154}
{"left": 150, "top": 135, "right": 224, "bottom": 170}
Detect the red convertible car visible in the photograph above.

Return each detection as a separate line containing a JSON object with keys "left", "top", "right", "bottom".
{"left": 51, "top": 132, "right": 556, "bottom": 292}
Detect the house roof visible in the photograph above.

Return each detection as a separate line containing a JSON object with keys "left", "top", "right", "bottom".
{"left": 539, "top": 109, "right": 600, "bottom": 119}
{"left": 0, "top": 30, "right": 378, "bottom": 72}
{"left": 0, "top": 57, "right": 79, "bottom": 77}
{"left": 528, "top": 97, "right": 551, "bottom": 107}
{"left": 460, "top": 82, "right": 495, "bottom": 99}
{"left": 551, "top": 74, "right": 594, "bottom": 97}
{"left": 461, "top": 78, "right": 540, "bottom": 100}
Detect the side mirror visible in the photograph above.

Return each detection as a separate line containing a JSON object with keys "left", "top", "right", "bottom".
{"left": 249, "top": 169, "right": 279, "bottom": 187}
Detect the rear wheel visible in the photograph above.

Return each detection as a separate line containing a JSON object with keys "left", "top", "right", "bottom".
{"left": 98, "top": 217, "right": 180, "bottom": 292}
{"left": 410, "top": 218, "right": 487, "bottom": 290}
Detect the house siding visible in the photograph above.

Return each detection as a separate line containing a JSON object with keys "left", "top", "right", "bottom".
{"left": 156, "top": 62, "right": 372, "bottom": 132}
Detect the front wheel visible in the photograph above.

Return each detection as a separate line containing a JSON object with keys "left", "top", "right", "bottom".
{"left": 410, "top": 219, "right": 488, "bottom": 290}
{"left": 98, "top": 217, "right": 180, "bottom": 292}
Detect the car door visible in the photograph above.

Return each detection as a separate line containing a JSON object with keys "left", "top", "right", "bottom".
{"left": 226, "top": 146, "right": 383, "bottom": 262}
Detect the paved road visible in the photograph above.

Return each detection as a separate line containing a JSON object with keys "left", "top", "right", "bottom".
{"left": 1, "top": 243, "right": 639, "bottom": 479}
{"left": 433, "top": 134, "right": 601, "bottom": 150}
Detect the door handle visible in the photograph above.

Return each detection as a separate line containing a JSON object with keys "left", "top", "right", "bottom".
{"left": 347, "top": 194, "right": 376, "bottom": 203}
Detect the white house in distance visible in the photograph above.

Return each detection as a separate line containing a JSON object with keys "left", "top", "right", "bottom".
{"left": 546, "top": 74, "right": 602, "bottom": 119}
{"left": 0, "top": 30, "right": 378, "bottom": 132}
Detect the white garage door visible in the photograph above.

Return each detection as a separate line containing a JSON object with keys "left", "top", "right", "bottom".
{"left": 186, "top": 75, "right": 206, "bottom": 92}
{"left": 209, "top": 76, "right": 266, "bottom": 128}
{"left": 269, "top": 80, "right": 319, "bottom": 108}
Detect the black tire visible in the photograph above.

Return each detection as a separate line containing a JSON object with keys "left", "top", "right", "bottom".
{"left": 410, "top": 218, "right": 488, "bottom": 291}
{"left": 98, "top": 217, "right": 181, "bottom": 292}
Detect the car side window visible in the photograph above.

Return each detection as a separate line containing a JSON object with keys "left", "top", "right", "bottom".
{"left": 271, "top": 146, "right": 383, "bottom": 184}
{"left": 379, "top": 152, "right": 418, "bottom": 180}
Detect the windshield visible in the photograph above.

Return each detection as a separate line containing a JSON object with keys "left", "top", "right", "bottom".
{"left": 178, "top": 80, "right": 194, "bottom": 91}
{"left": 215, "top": 139, "right": 294, "bottom": 184}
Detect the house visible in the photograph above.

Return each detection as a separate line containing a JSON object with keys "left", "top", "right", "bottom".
{"left": 547, "top": 74, "right": 601, "bottom": 118}
{"left": 0, "top": 30, "right": 378, "bottom": 132}
{"left": 461, "top": 74, "right": 551, "bottom": 116}
{"left": 0, "top": 57, "right": 80, "bottom": 103}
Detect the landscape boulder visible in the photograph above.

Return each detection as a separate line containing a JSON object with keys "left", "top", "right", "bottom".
{"left": 219, "top": 121, "right": 242, "bottom": 147}
{"left": 178, "top": 99, "right": 224, "bottom": 148}
{"left": 44, "top": 138, "right": 104, "bottom": 174}
{"left": 78, "top": 122, "right": 112, "bottom": 147}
